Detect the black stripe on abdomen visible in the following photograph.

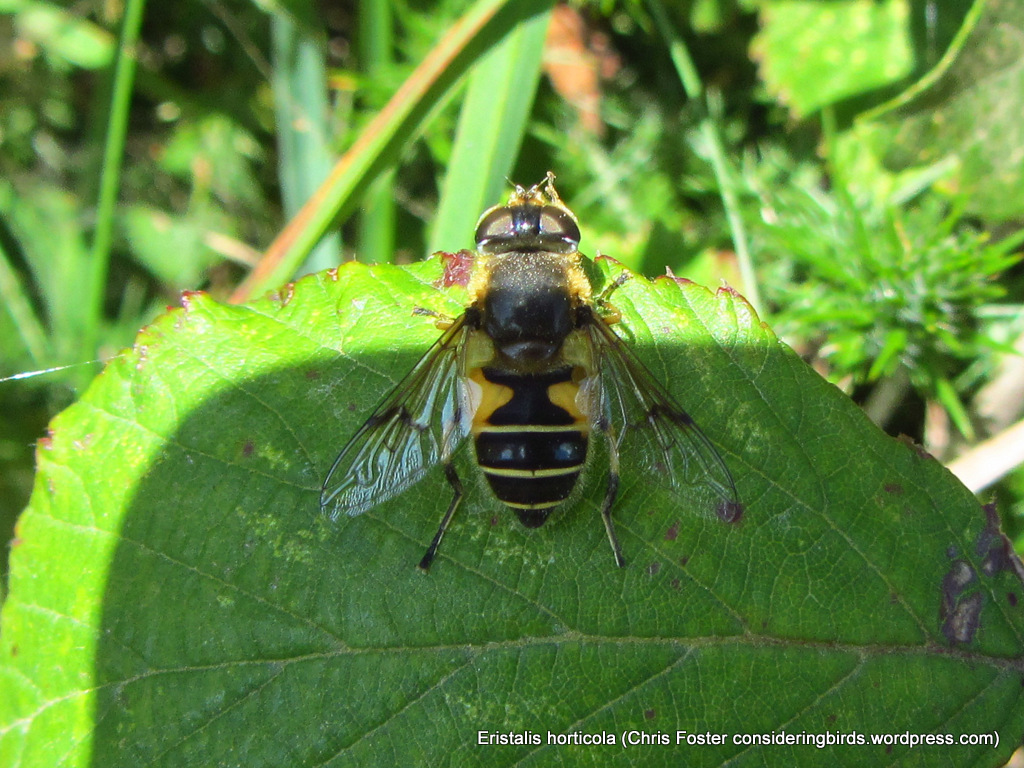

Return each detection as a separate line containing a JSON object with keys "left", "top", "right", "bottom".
{"left": 475, "top": 430, "right": 587, "bottom": 509}
{"left": 476, "top": 429, "right": 586, "bottom": 471}
{"left": 473, "top": 365, "right": 588, "bottom": 514}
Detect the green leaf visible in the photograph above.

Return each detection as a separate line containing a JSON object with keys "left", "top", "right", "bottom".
{"left": 0, "top": 181, "right": 92, "bottom": 366}
{"left": 0, "top": 234, "right": 50, "bottom": 368}
{"left": 119, "top": 204, "right": 223, "bottom": 289}
{"left": 752, "top": 0, "right": 914, "bottom": 118}
{"left": 10, "top": 1, "right": 114, "bottom": 70}
{"left": 1, "top": 259, "right": 1023, "bottom": 766}
{"left": 865, "top": 0, "right": 1024, "bottom": 221}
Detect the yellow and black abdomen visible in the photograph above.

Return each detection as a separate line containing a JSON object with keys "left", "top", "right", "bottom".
{"left": 472, "top": 365, "right": 589, "bottom": 527}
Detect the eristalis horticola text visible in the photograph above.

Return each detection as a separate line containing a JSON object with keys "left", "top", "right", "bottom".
{"left": 321, "top": 173, "right": 742, "bottom": 571}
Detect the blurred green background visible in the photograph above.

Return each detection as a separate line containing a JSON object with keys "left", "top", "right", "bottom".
{"left": 2, "top": 0, "right": 1023, "bottom": 592}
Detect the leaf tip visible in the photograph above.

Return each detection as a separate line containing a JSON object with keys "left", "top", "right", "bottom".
{"left": 178, "top": 289, "right": 208, "bottom": 311}
{"left": 661, "top": 265, "right": 694, "bottom": 287}
{"left": 595, "top": 253, "right": 624, "bottom": 266}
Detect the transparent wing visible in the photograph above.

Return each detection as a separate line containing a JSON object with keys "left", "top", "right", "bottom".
{"left": 583, "top": 317, "right": 742, "bottom": 521}
{"left": 320, "top": 315, "right": 472, "bottom": 518}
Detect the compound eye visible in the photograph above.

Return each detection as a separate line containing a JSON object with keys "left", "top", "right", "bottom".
{"left": 474, "top": 202, "right": 581, "bottom": 254}
{"left": 538, "top": 206, "right": 580, "bottom": 253}
{"left": 474, "top": 207, "right": 515, "bottom": 252}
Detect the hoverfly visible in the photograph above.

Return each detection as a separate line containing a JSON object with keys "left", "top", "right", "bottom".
{"left": 321, "top": 173, "right": 741, "bottom": 570}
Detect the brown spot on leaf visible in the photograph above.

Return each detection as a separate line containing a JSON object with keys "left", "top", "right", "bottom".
{"left": 305, "top": 369, "right": 321, "bottom": 380}
{"left": 644, "top": 708, "right": 656, "bottom": 720}
{"left": 1008, "top": 592, "right": 1018, "bottom": 607}
{"left": 717, "top": 500, "right": 743, "bottom": 523}
{"left": 944, "top": 560, "right": 976, "bottom": 591}
{"left": 975, "top": 502, "right": 1024, "bottom": 584}
{"left": 665, "top": 521, "right": 680, "bottom": 541}
{"left": 670, "top": 578, "right": 681, "bottom": 591}
{"left": 898, "top": 434, "right": 935, "bottom": 460}
{"left": 647, "top": 562, "right": 661, "bottom": 576}
{"left": 242, "top": 440, "right": 255, "bottom": 458}
{"left": 940, "top": 559, "right": 982, "bottom": 645}
{"left": 884, "top": 483, "right": 904, "bottom": 495}
{"left": 271, "top": 283, "right": 295, "bottom": 306}
{"left": 943, "top": 593, "right": 982, "bottom": 645}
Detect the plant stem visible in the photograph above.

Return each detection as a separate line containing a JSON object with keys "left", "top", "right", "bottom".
{"left": 357, "top": 0, "right": 396, "bottom": 264}
{"left": 644, "top": 0, "right": 763, "bottom": 317}
{"left": 88, "top": 0, "right": 147, "bottom": 352}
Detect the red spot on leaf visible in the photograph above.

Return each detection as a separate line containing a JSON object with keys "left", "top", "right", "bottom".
{"left": 437, "top": 250, "right": 475, "bottom": 288}
{"left": 179, "top": 290, "right": 206, "bottom": 310}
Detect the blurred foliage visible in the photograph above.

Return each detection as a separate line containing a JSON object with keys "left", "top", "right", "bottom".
{"left": 748, "top": 147, "right": 1024, "bottom": 441}
{"left": 1, "top": 0, "right": 1024, "bottom": 580}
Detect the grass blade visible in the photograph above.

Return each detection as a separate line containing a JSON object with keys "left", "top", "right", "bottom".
{"left": 428, "top": 8, "right": 551, "bottom": 254}
{"left": 271, "top": 7, "right": 343, "bottom": 274}
{"left": 87, "top": 0, "right": 146, "bottom": 350}
{"left": 230, "top": 0, "right": 555, "bottom": 302}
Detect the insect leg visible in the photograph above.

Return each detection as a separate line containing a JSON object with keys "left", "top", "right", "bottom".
{"left": 418, "top": 461, "right": 464, "bottom": 571}
{"left": 594, "top": 271, "right": 632, "bottom": 327}
{"left": 596, "top": 271, "right": 632, "bottom": 304}
{"left": 412, "top": 306, "right": 456, "bottom": 331}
